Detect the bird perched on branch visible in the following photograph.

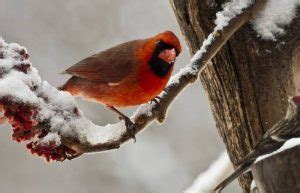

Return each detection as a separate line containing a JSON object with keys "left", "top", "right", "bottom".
{"left": 215, "top": 96, "right": 300, "bottom": 192}
{"left": 60, "top": 31, "right": 181, "bottom": 140}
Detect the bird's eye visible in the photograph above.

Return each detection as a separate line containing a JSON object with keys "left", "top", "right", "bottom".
{"left": 156, "top": 40, "right": 164, "bottom": 47}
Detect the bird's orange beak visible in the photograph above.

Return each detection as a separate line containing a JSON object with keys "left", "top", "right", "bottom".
{"left": 158, "top": 48, "right": 176, "bottom": 65}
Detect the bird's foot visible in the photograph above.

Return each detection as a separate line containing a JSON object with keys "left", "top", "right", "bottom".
{"left": 150, "top": 96, "right": 161, "bottom": 107}
{"left": 107, "top": 105, "right": 137, "bottom": 142}
{"left": 121, "top": 116, "right": 136, "bottom": 142}
{"left": 65, "top": 152, "right": 82, "bottom": 161}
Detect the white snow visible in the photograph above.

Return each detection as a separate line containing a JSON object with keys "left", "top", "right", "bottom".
{"left": 190, "top": 0, "right": 253, "bottom": 71}
{"left": 0, "top": 37, "right": 127, "bottom": 147}
{"left": 38, "top": 132, "right": 61, "bottom": 146}
{"left": 169, "top": 64, "right": 198, "bottom": 85}
{"left": 0, "top": 76, "right": 39, "bottom": 103}
{"left": 36, "top": 81, "right": 127, "bottom": 145}
{"left": 215, "top": 0, "right": 253, "bottom": 31}
{"left": 191, "top": 34, "right": 215, "bottom": 66}
{"left": 255, "top": 137, "right": 300, "bottom": 163}
{"left": 253, "top": 0, "right": 300, "bottom": 40}
{"left": 184, "top": 151, "right": 233, "bottom": 193}
{"left": 83, "top": 121, "right": 126, "bottom": 145}
{"left": 215, "top": 0, "right": 300, "bottom": 40}
{"left": 250, "top": 179, "right": 257, "bottom": 191}
{"left": 132, "top": 103, "right": 154, "bottom": 118}
{"left": 0, "top": 37, "right": 4, "bottom": 44}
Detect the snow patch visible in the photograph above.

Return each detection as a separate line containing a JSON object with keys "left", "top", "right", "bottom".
{"left": 39, "top": 132, "right": 61, "bottom": 146}
{"left": 215, "top": 0, "right": 253, "bottom": 31}
{"left": 191, "top": 34, "right": 215, "bottom": 66}
{"left": 253, "top": 0, "right": 300, "bottom": 40}
{"left": 0, "top": 76, "right": 38, "bottom": 103}
{"left": 251, "top": 179, "right": 257, "bottom": 191}
{"left": 132, "top": 103, "right": 154, "bottom": 118}
{"left": 84, "top": 121, "right": 126, "bottom": 145}
{"left": 215, "top": 0, "right": 300, "bottom": 40}
{"left": 184, "top": 152, "right": 233, "bottom": 193}
{"left": 0, "top": 37, "right": 127, "bottom": 147}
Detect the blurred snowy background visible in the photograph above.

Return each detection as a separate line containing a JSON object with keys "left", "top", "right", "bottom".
{"left": 0, "top": 0, "right": 238, "bottom": 192}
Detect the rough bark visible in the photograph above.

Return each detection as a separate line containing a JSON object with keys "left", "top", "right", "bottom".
{"left": 170, "top": 0, "right": 300, "bottom": 192}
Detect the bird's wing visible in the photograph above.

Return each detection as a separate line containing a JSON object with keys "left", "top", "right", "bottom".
{"left": 214, "top": 160, "right": 253, "bottom": 192}
{"left": 63, "top": 40, "right": 140, "bottom": 83}
{"left": 214, "top": 141, "right": 277, "bottom": 192}
{"left": 214, "top": 119, "right": 290, "bottom": 192}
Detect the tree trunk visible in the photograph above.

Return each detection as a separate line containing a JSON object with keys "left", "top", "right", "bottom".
{"left": 170, "top": 0, "right": 300, "bottom": 192}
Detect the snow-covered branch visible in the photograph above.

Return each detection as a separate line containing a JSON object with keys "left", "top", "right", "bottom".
{"left": 184, "top": 152, "right": 233, "bottom": 193}
{"left": 0, "top": 0, "right": 266, "bottom": 161}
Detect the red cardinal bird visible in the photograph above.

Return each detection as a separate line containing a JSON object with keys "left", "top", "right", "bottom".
{"left": 60, "top": 31, "right": 181, "bottom": 140}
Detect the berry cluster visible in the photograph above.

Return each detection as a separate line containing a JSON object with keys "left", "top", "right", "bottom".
{"left": 0, "top": 43, "right": 78, "bottom": 162}
{"left": 4, "top": 102, "right": 39, "bottom": 142}
{"left": 27, "top": 140, "right": 77, "bottom": 162}
{"left": 1, "top": 99, "right": 77, "bottom": 162}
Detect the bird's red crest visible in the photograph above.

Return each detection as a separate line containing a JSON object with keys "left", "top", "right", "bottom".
{"left": 136, "top": 31, "right": 182, "bottom": 65}
{"left": 153, "top": 31, "right": 182, "bottom": 54}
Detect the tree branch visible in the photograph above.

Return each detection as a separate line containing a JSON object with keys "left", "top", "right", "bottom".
{"left": 184, "top": 151, "right": 233, "bottom": 193}
{"left": 67, "top": 0, "right": 266, "bottom": 153}
{"left": 0, "top": 0, "right": 266, "bottom": 161}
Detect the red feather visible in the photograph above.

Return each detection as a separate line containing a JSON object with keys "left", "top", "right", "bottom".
{"left": 61, "top": 31, "right": 181, "bottom": 107}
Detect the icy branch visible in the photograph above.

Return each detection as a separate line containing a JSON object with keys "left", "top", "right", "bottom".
{"left": 184, "top": 152, "right": 233, "bottom": 193}
{"left": 0, "top": 0, "right": 266, "bottom": 161}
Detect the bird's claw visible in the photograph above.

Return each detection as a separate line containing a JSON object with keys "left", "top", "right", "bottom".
{"left": 65, "top": 152, "right": 82, "bottom": 160}
{"left": 122, "top": 116, "right": 136, "bottom": 142}
{"left": 150, "top": 96, "right": 161, "bottom": 107}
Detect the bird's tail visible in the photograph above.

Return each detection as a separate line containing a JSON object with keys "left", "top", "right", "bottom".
{"left": 57, "top": 81, "right": 70, "bottom": 91}
{"left": 57, "top": 84, "right": 66, "bottom": 91}
{"left": 57, "top": 77, "right": 76, "bottom": 92}
{"left": 58, "top": 71, "right": 68, "bottom": 91}
{"left": 214, "top": 150, "right": 260, "bottom": 192}
{"left": 214, "top": 159, "right": 254, "bottom": 192}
